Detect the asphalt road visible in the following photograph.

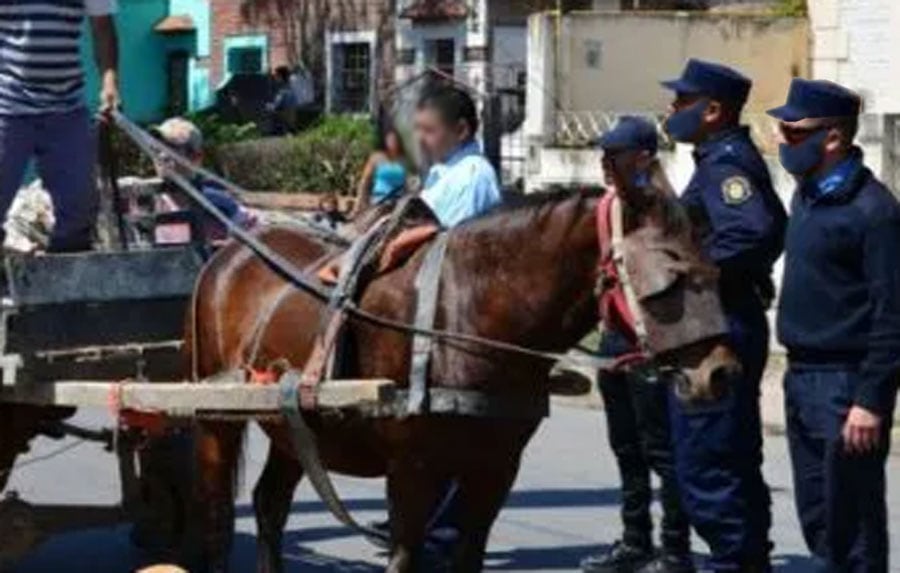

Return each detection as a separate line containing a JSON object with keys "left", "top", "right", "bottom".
{"left": 7, "top": 405, "right": 900, "bottom": 572}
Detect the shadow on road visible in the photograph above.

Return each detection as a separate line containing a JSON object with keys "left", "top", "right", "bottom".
{"left": 487, "top": 543, "right": 602, "bottom": 570}
{"left": 231, "top": 532, "right": 381, "bottom": 572}
{"left": 234, "top": 487, "right": 622, "bottom": 521}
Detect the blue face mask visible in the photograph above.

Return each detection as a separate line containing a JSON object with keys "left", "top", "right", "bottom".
{"left": 664, "top": 100, "right": 707, "bottom": 142}
{"left": 633, "top": 169, "right": 650, "bottom": 189}
{"left": 779, "top": 129, "right": 828, "bottom": 177}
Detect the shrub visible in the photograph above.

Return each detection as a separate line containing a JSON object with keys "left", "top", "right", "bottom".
{"left": 772, "top": 0, "right": 806, "bottom": 16}
{"left": 108, "top": 111, "right": 260, "bottom": 179}
{"left": 215, "top": 115, "right": 375, "bottom": 194}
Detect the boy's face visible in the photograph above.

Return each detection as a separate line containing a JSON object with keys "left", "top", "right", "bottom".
{"left": 414, "top": 107, "right": 468, "bottom": 163}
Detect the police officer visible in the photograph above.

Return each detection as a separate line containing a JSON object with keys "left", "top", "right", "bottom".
{"left": 771, "top": 79, "right": 900, "bottom": 572}
{"left": 581, "top": 117, "right": 693, "bottom": 573}
{"left": 660, "top": 59, "right": 787, "bottom": 571}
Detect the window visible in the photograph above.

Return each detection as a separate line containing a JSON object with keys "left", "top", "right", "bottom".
{"left": 222, "top": 35, "right": 268, "bottom": 82}
{"left": 327, "top": 32, "right": 376, "bottom": 114}
{"left": 425, "top": 38, "right": 455, "bottom": 78}
{"left": 227, "top": 46, "right": 264, "bottom": 74}
{"left": 167, "top": 50, "right": 190, "bottom": 115}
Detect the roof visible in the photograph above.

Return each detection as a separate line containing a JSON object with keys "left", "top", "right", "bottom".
{"left": 154, "top": 14, "right": 196, "bottom": 34}
{"left": 400, "top": 0, "right": 469, "bottom": 22}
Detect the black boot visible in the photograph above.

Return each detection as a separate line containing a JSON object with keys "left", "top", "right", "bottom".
{"left": 635, "top": 552, "right": 695, "bottom": 573}
{"left": 581, "top": 541, "right": 654, "bottom": 573}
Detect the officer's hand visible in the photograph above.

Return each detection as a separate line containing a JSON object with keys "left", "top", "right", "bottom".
{"left": 842, "top": 405, "right": 882, "bottom": 455}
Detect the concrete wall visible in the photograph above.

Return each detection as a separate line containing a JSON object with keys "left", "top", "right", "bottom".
{"left": 809, "top": 0, "right": 900, "bottom": 114}
{"left": 547, "top": 11, "right": 808, "bottom": 115}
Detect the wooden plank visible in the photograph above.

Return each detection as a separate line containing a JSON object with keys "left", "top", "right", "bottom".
{"left": 0, "top": 377, "right": 396, "bottom": 414}
{"left": 238, "top": 191, "right": 354, "bottom": 212}
{"left": 5, "top": 247, "right": 204, "bottom": 306}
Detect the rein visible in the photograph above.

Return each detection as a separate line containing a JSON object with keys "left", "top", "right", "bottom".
{"left": 110, "top": 112, "right": 619, "bottom": 372}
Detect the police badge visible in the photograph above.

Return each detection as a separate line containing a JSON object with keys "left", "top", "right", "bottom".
{"left": 722, "top": 176, "right": 752, "bottom": 205}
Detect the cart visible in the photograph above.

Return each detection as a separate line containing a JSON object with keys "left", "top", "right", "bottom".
{"left": 0, "top": 246, "right": 395, "bottom": 569}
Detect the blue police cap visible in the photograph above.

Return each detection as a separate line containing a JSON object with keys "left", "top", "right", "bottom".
{"left": 596, "top": 116, "right": 658, "bottom": 154}
{"left": 767, "top": 78, "right": 861, "bottom": 122}
{"left": 661, "top": 58, "right": 752, "bottom": 105}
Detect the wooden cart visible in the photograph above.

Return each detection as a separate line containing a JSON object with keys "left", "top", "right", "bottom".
{"left": 0, "top": 246, "right": 394, "bottom": 569}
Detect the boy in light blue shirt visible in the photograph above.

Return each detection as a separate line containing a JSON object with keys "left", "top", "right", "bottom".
{"left": 415, "top": 86, "right": 501, "bottom": 228}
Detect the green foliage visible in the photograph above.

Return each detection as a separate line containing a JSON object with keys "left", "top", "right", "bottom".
{"left": 214, "top": 115, "right": 376, "bottom": 193}
{"left": 184, "top": 111, "right": 260, "bottom": 149}
{"left": 111, "top": 112, "right": 260, "bottom": 179}
{"left": 772, "top": 0, "right": 807, "bottom": 17}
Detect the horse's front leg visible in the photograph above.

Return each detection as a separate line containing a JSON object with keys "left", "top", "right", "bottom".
{"left": 385, "top": 454, "right": 447, "bottom": 573}
{"left": 450, "top": 454, "right": 522, "bottom": 572}
{"left": 195, "top": 421, "right": 245, "bottom": 573}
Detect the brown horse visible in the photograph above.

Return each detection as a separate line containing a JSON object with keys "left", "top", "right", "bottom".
{"left": 189, "top": 189, "right": 737, "bottom": 573}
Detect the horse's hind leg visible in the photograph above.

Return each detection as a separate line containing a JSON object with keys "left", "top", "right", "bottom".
{"left": 253, "top": 443, "right": 302, "bottom": 573}
{"left": 386, "top": 458, "right": 448, "bottom": 573}
{"left": 195, "top": 421, "right": 245, "bottom": 573}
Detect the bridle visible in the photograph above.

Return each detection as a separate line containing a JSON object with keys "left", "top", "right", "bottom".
{"left": 595, "top": 190, "right": 651, "bottom": 368}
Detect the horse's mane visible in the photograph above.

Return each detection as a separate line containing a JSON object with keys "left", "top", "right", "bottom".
{"left": 458, "top": 187, "right": 603, "bottom": 235}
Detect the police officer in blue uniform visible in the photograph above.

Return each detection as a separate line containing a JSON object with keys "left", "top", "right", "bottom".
{"left": 581, "top": 118, "right": 693, "bottom": 573}
{"left": 771, "top": 79, "right": 900, "bottom": 573}
{"left": 660, "top": 59, "right": 787, "bottom": 571}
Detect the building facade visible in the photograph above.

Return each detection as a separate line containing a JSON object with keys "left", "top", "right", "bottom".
{"left": 81, "top": 0, "right": 215, "bottom": 122}
{"left": 211, "top": 0, "right": 397, "bottom": 116}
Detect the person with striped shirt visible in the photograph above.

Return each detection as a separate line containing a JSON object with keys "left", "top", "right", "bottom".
{"left": 0, "top": 0, "right": 120, "bottom": 252}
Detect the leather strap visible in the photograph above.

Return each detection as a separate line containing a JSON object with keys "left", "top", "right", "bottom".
{"left": 609, "top": 194, "right": 650, "bottom": 353}
{"left": 596, "top": 192, "right": 650, "bottom": 355}
{"left": 407, "top": 232, "right": 450, "bottom": 415}
{"left": 278, "top": 370, "right": 389, "bottom": 541}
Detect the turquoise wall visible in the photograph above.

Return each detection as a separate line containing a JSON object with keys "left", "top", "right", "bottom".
{"left": 81, "top": 0, "right": 213, "bottom": 122}
{"left": 82, "top": 0, "right": 168, "bottom": 122}
{"left": 170, "top": 0, "right": 213, "bottom": 110}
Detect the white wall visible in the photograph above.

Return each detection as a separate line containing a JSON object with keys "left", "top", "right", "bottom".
{"left": 810, "top": 0, "right": 900, "bottom": 114}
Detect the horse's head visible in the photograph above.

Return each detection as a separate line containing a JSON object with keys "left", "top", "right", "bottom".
{"left": 604, "top": 180, "right": 741, "bottom": 403}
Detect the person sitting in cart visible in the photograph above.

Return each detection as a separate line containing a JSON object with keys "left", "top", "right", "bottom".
{"left": 154, "top": 117, "right": 257, "bottom": 243}
{"left": 0, "top": 0, "right": 121, "bottom": 252}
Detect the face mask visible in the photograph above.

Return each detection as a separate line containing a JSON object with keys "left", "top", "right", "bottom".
{"left": 664, "top": 100, "right": 707, "bottom": 142}
{"left": 779, "top": 129, "right": 828, "bottom": 177}
{"left": 633, "top": 169, "right": 650, "bottom": 189}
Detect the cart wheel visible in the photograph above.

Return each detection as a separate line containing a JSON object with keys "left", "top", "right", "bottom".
{"left": 0, "top": 405, "right": 46, "bottom": 494}
{"left": 0, "top": 492, "right": 43, "bottom": 571}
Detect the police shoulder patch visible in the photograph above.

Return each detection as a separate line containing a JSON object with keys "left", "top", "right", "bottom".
{"left": 721, "top": 176, "right": 752, "bottom": 205}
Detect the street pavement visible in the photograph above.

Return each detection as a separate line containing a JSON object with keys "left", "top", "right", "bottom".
{"left": 7, "top": 404, "right": 900, "bottom": 572}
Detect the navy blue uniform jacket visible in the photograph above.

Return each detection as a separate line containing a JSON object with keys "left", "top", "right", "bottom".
{"left": 680, "top": 127, "right": 787, "bottom": 310}
{"left": 778, "top": 149, "right": 900, "bottom": 415}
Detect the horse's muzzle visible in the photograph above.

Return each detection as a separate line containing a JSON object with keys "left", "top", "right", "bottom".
{"left": 672, "top": 341, "right": 742, "bottom": 404}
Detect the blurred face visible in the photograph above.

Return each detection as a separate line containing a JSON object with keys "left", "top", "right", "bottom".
{"left": 153, "top": 144, "right": 202, "bottom": 180}
{"left": 321, "top": 196, "right": 338, "bottom": 212}
{"left": 414, "top": 106, "right": 470, "bottom": 163}
{"left": 385, "top": 131, "right": 402, "bottom": 157}
{"left": 601, "top": 148, "right": 653, "bottom": 204}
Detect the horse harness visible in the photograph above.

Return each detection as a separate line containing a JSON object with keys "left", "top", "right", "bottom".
{"left": 595, "top": 191, "right": 651, "bottom": 368}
